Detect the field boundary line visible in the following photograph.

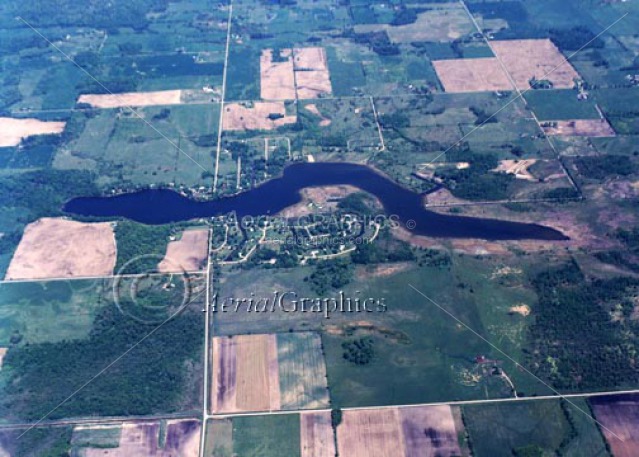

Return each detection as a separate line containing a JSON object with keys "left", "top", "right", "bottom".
{"left": 427, "top": 7, "right": 628, "bottom": 167}
{"left": 199, "top": 228, "right": 214, "bottom": 457}
{"left": 16, "top": 17, "right": 212, "bottom": 175}
{"left": 0, "top": 270, "right": 206, "bottom": 285}
{"left": 407, "top": 284, "right": 623, "bottom": 441}
{"left": 212, "top": 1, "right": 234, "bottom": 192}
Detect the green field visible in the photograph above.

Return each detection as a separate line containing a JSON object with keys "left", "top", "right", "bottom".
{"left": 232, "top": 414, "right": 300, "bottom": 457}
{"left": 463, "top": 399, "right": 610, "bottom": 457}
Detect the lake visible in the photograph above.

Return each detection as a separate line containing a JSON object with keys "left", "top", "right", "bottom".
{"left": 64, "top": 162, "right": 567, "bottom": 241}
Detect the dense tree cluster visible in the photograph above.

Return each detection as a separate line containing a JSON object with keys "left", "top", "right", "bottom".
{"left": 526, "top": 261, "right": 639, "bottom": 390}
{"left": 575, "top": 155, "right": 634, "bottom": 180}
{"left": 342, "top": 337, "right": 375, "bottom": 365}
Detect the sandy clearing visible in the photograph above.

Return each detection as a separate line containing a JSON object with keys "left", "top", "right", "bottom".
{"left": 433, "top": 58, "right": 513, "bottom": 93}
{"left": 158, "top": 228, "right": 209, "bottom": 273}
{"left": 509, "top": 304, "right": 531, "bottom": 316}
{"left": 77, "top": 90, "right": 183, "bottom": 108}
{"left": 260, "top": 49, "right": 296, "bottom": 100}
{"left": 222, "top": 101, "right": 297, "bottom": 131}
{"left": 542, "top": 119, "right": 616, "bottom": 137}
{"left": 337, "top": 409, "right": 406, "bottom": 457}
{"left": 5, "top": 218, "right": 116, "bottom": 280}
{"left": 400, "top": 405, "right": 462, "bottom": 457}
{"left": 493, "top": 159, "right": 538, "bottom": 181}
{"left": 0, "top": 117, "right": 66, "bottom": 147}
{"left": 0, "top": 348, "right": 7, "bottom": 369}
{"left": 491, "top": 39, "right": 579, "bottom": 90}
{"left": 301, "top": 411, "right": 336, "bottom": 457}
{"left": 212, "top": 334, "right": 280, "bottom": 413}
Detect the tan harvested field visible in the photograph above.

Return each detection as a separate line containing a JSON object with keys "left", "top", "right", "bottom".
{"left": 293, "top": 47, "right": 329, "bottom": 71}
{"left": 301, "top": 411, "right": 336, "bottom": 457}
{"left": 433, "top": 58, "right": 513, "bottom": 93}
{"left": 81, "top": 420, "right": 200, "bottom": 457}
{"left": 158, "top": 228, "right": 209, "bottom": 273}
{"left": 337, "top": 409, "right": 405, "bottom": 457}
{"left": 77, "top": 90, "right": 183, "bottom": 108}
{"left": 491, "top": 39, "right": 579, "bottom": 90}
{"left": 305, "top": 104, "right": 331, "bottom": 126}
{"left": 592, "top": 396, "right": 639, "bottom": 457}
{"left": 212, "top": 334, "right": 281, "bottom": 413}
{"left": 400, "top": 405, "right": 462, "bottom": 457}
{"left": 260, "top": 49, "right": 296, "bottom": 100}
{"left": 337, "top": 406, "right": 464, "bottom": 457}
{"left": 493, "top": 159, "right": 538, "bottom": 181}
{"left": 5, "top": 218, "right": 116, "bottom": 280}
{"left": 222, "top": 101, "right": 297, "bottom": 131}
{"left": 542, "top": 119, "right": 616, "bottom": 137}
{"left": 0, "top": 117, "right": 66, "bottom": 147}
{"left": 296, "top": 70, "right": 332, "bottom": 99}
{"left": 354, "top": 5, "right": 473, "bottom": 42}
{"left": 293, "top": 47, "right": 332, "bottom": 99}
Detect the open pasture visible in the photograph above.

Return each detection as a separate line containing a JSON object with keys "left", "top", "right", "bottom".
{"left": 222, "top": 101, "right": 297, "bottom": 131}
{"left": 542, "top": 119, "right": 616, "bottom": 137}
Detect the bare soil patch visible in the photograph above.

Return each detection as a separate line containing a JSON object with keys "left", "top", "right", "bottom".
{"left": 158, "top": 228, "right": 209, "bottom": 273}
{"left": 337, "top": 409, "right": 406, "bottom": 457}
{"left": 0, "top": 348, "right": 7, "bottom": 369}
{"left": 5, "top": 218, "right": 116, "bottom": 280}
{"left": 260, "top": 49, "right": 296, "bottom": 100}
{"left": 508, "top": 304, "right": 531, "bottom": 316}
{"left": 77, "top": 90, "right": 183, "bottom": 109}
{"left": 491, "top": 39, "right": 579, "bottom": 90}
{"left": 433, "top": 58, "right": 513, "bottom": 93}
{"left": 212, "top": 334, "right": 281, "bottom": 413}
{"left": 400, "top": 405, "right": 463, "bottom": 457}
{"left": 305, "top": 104, "right": 331, "bottom": 126}
{"left": 293, "top": 47, "right": 332, "bottom": 99}
{"left": 592, "top": 395, "right": 639, "bottom": 457}
{"left": 493, "top": 159, "right": 538, "bottom": 181}
{"left": 82, "top": 420, "right": 200, "bottom": 456}
{"left": 542, "top": 119, "right": 616, "bottom": 137}
{"left": 0, "top": 117, "right": 66, "bottom": 147}
{"left": 301, "top": 411, "right": 336, "bottom": 457}
{"left": 223, "top": 101, "right": 296, "bottom": 131}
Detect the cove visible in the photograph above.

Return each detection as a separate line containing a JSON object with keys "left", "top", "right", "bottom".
{"left": 64, "top": 162, "right": 568, "bottom": 241}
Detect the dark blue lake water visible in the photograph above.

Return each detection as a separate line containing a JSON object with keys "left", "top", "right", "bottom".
{"left": 64, "top": 162, "right": 567, "bottom": 241}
